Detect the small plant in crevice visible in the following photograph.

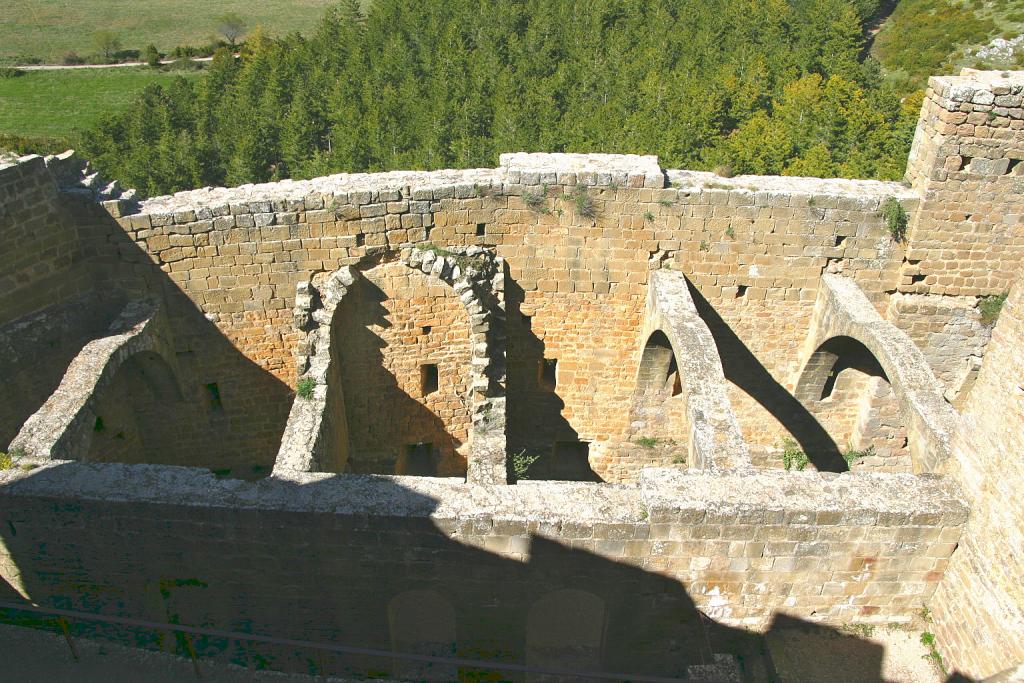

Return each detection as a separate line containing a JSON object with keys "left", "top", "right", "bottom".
{"left": 699, "top": 240, "right": 709, "bottom": 252}
{"left": 842, "top": 623, "right": 876, "bottom": 638}
{"left": 0, "top": 448, "right": 28, "bottom": 471}
{"left": 636, "top": 437, "right": 659, "bottom": 448}
{"left": 658, "top": 198, "right": 674, "bottom": 207}
{"left": 920, "top": 631, "right": 947, "bottom": 676}
{"left": 523, "top": 190, "right": 546, "bottom": 211}
{"left": 781, "top": 438, "right": 809, "bottom": 471}
{"left": 568, "top": 185, "right": 597, "bottom": 220}
{"left": 643, "top": 210, "right": 655, "bottom": 222}
{"left": 881, "top": 197, "right": 908, "bottom": 242}
{"left": 0, "top": 452, "right": 13, "bottom": 471}
{"left": 713, "top": 164, "right": 734, "bottom": 178}
{"left": 511, "top": 449, "right": 541, "bottom": 480}
{"left": 672, "top": 454, "right": 686, "bottom": 465}
{"left": 978, "top": 292, "right": 1008, "bottom": 326}
{"left": 843, "top": 445, "right": 875, "bottom": 467}
{"left": 725, "top": 224, "right": 736, "bottom": 240}
{"left": 296, "top": 377, "right": 316, "bottom": 399}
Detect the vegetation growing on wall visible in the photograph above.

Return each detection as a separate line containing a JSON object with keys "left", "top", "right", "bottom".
{"left": 76, "top": 0, "right": 925, "bottom": 197}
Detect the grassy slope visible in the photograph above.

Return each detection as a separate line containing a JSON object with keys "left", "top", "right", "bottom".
{"left": 0, "top": 0, "right": 344, "bottom": 63}
{"left": 0, "top": 68, "right": 200, "bottom": 140}
{"left": 871, "top": 0, "right": 1024, "bottom": 91}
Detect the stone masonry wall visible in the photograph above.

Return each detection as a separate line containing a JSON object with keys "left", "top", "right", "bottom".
{"left": 0, "top": 463, "right": 966, "bottom": 679}
{"left": 335, "top": 260, "right": 473, "bottom": 476}
{"left": 929, "top": 281, "right": 1024, "bottom": 678}
{"left": 0, "top": 158, "right": 109, "bottom": 447}
{"left": 903, "top": 70, "right": 1024, "bottom": 297}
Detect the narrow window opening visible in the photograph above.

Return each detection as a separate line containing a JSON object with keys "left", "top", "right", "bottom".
{"left": 476, "top": 223, "right": 486, "bottom": 237}
{"left": 834, "top": 234, "right": 847, "bottom": 247}
{"left": 736, "top": 284, "right": 748, "bottom": 298}
{"left": 420, "top": 364, "right": 439, "bottom": 395}
{"left": 424, "top": 225, "right": 432, "bottom": 240}
{"left": 206, "top": 382, "right": 224, "bottom": 411}
{"left": 960, "top": 156, "right": 974, "bottom": 172}
{"left": 821, "top": 370, "right": 839, "bottom": 400}
{"left": 910, "top": 274, "right": 926, "bottom": 285}
{"left": 355, "top": 233, "right": 365, "bottom": 247}
{"left": 421, "top": 325, "right": 432, "bottom": 335}
{"left": 539, "top": 359, "right": 557, "bottom": 391}
{"left": 402, "top": 443, "right": 435, "bottom": 476}
{"left": 93, "top": 416, "right": 105, "bottom": 432}
{"left": 1007, "top": 159, "right": 1022, "bottom": 175}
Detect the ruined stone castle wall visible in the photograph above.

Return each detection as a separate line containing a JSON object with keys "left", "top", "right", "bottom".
{"left": 929, "top": 281, "right": 1024, "bottom": 678}
{"left": 336, "top": 260, "right": 474, "bottom": 476}
{"left": 0, "top": 158, "right": 113, "bottom": 448}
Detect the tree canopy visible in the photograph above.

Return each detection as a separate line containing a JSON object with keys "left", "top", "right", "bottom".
{"left": 80, "top": 0, "right": 921, "bottom": 197}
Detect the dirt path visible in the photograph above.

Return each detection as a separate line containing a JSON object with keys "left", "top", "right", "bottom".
{"left": 16, "top": 57, "right": 215, "bottom": 71}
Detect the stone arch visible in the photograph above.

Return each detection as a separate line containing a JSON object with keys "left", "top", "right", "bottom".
{"left": 276, "top": 246, "right": 507, "bottom": 483}
{"left": 388, "top": 590, "right": 457, "bottom": 681}
{"left": 629, "top": 330, "right": 685, "bottom": 443}
{"left": 526, "top": 589, "right": 606, "bottom": 681}
{"left": 87, "top": 350, "right": 187, "bottom": 464}
{"left": 795, "top": 336, "right": 911, "bottom": 471}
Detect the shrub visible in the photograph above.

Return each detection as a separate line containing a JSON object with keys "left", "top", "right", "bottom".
{"left": 296, "top": 377, "right": 316, "bottom": 399}
{"left": 643, "top": 210, "right": 655, "bottom": 222}
{"left": 636, "top": 437, "right": 659, "bottom": 448}
{"left": 512, "top": 450, "right": 540, "bottom": 480}
{"left": 569, "top": 185, "right": 597, "bottom": 219}
{"left": 523, "top": 190, "right": 545, "bottom": 211}
{"left": 881, "top": 197, "right": 908, "bottom": 241}
{"left": 169, "top": 58, "right": 205, "bottom": 72}
{"left": 0, "top": 67, "right": 26, "bottom": 79}
{"left": 978, "top": 293, "right": 1008, "bottom": 326}
{"left": 713, "top": 164, "right": 734, "bottom": 178}
{"left": 0, "top": 452, "right": 12, "bottom": 470}
{"left": 62, "top": 52, "right": 85, "bottom": 66}
{"left": 843, "top": 445, "right": 875, "bottom": 467}
{"left": 144, "top": 44, "right": 162, "bottom": 68}
{"left": 781, "top": 438, "right": 810, "bottom": 471}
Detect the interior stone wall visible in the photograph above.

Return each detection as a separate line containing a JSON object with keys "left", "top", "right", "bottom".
{"left": 0, "top": 463, "right": 967, "bottom": 680}
{"left": 930, "top": 282, "right": 1024, "bottom": 678}
{"left": 334, "top": 260, "right": 473, "bottom": 476}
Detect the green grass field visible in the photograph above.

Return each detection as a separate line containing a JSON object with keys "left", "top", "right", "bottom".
{"left": 0, "top": 0, "right": 343, "bottom": 63}
{"left": 0, "top": 68, "right": 201, "bottom": 142}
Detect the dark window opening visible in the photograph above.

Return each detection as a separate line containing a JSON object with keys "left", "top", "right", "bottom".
{"left": 421, "top": 325, "right": 432, "bottom": 335}
{"left": 1007, "top": 159, "right": 1022, "bottom": 175}
{"left": 402, "top": 443, "right": 436, "bottom": 476}
{"left": 537, "top": 441, "right": 601, "bottom": 482}
{"left": 834, "top": 235, "right": 846, "bottom": 247}
{"left": 539, "top": 359, "right": 557, "bottom": 391}
{"left": 206, "top": 383, "right": 224, "bottom": 411}
{"left": 821, "top": 370, "right": 839, "bottom": 400}
{"left": 355, "top": 233, "right": 365, "bottom": 247}
{"left": 960, "top": 156, "right": 973, "bottom": 172}
{"left": 736, "top": 284, "right": 748, "bottom": 298}
{"left": 421, "top": 364, "right": 439, "bottom": 395}
{"left": 424, "top": 225, "right": 432, "bottom": 240}
{"left": 911, "top": 274, "right": 926, "bottom": 285}
{"left": 476, "top": 223, "right": 486, "bottom": 237}
{"left": 93, "top": 417, "right": 105, "bottom": 432}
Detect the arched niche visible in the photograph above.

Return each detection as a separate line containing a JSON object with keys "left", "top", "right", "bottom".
{"left": 526, "top": 589, "right": 606, "bottom": 681}
{"left": 87, "top": 350, "right": 187, "bottom": 464}
{"left": 388, "top": 590, "right": 457, "bottom": 681}
{"left": 794, "top": 336, "right": 911, "bottom": 471}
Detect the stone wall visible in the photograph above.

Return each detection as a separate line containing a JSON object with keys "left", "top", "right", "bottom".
{"left": 0, "top": 158, "right": 111, "bottom": 447}
{"left": 336, "top": 260, "right": 473, "bottom": 476}
{"left": 930, "top": 282, "right": 1024, "bottom": 677}
{"left": 0, "top": 462, "right": 967, "bottom": 679}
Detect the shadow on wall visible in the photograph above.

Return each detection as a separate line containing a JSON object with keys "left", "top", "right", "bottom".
{"left": 0, "top": 464, "right": 958, "bottom": 682}
{"left": 504, "top": 277, "right": 600, "bottom": 483}
{"left": 332, "top": 274, "right": 468, "bottom": 477}
{"left": 687, "top": 282, "right": 849, "bottom": 472}
{"left": 61, "top": 202, "right": 293, "bottom": 476}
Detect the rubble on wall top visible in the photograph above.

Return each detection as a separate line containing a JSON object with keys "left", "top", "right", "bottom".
{"left": 666, "top": 169, "right": 914, "bottom": 201}
{"left": 139, "top": 167, "right": 504, "bottom": 214}
{"left": 929, "top": 68, "right": 1024, "bottom": 104}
